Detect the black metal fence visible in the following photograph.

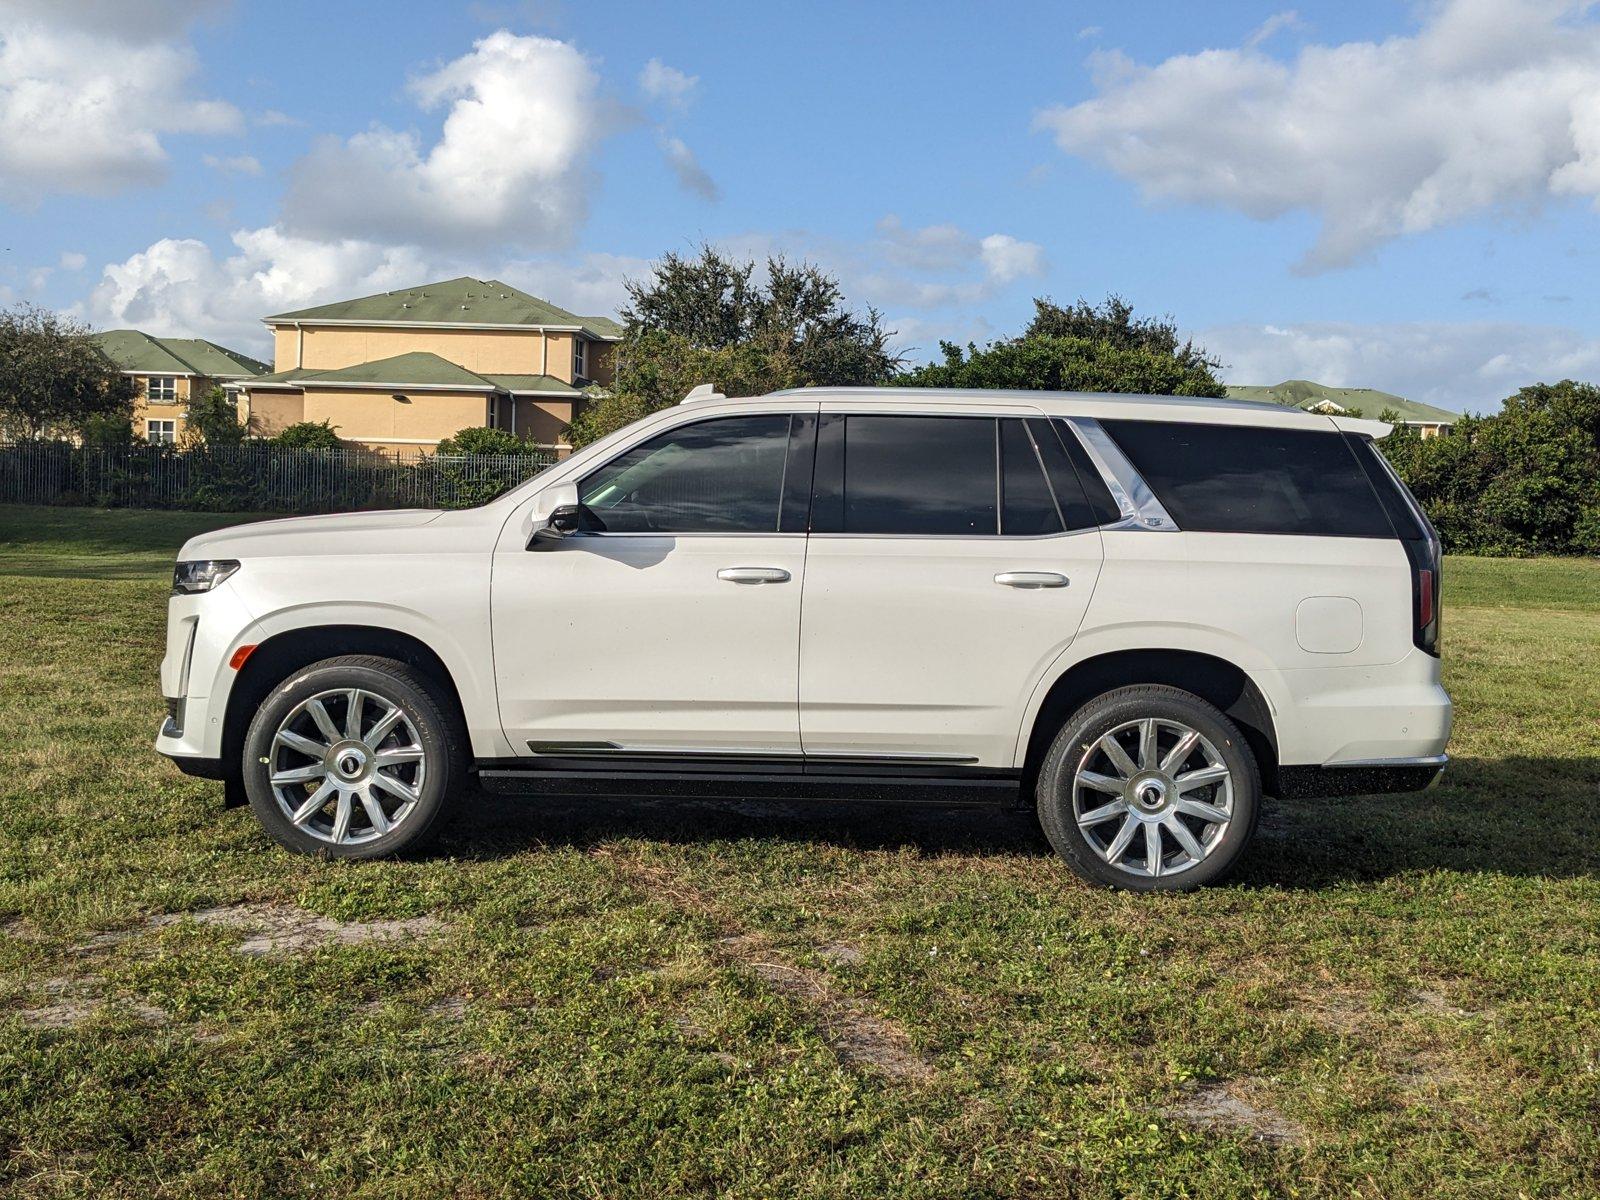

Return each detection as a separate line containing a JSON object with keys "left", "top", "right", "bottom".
{"left": 0, "top": 442, "right": 559, "bottom": 513}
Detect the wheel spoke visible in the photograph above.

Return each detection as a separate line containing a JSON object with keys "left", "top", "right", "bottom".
{"left": 1160, "top": 730, "right": 1200, "bottom": 774}
{"left": 1175, "top": 797, "right": 1230, "bottom": 824}
{"left": 1164, "top": 813, "right": 1206, "bottom": 861}
{"left": 372, "top": 747, "right": 423, "bottom": 768}
{"left": 306, "top": 699, "right": 341, "bottom": 744}
{"left": 330, "top": 790, "right": 353, "bottom": 842}
{"left": 1174, "top": 764, "right": 1229, "bottom": 793}
{"left": 1077, "top": 798, "right": 1129, "bottom": 827}
{"left": 1103, "top": 813, "right": 1140, "bottom": 863}
{"left": 1144, "top": 822, "right": 1163, "bottom": 877}
{"left": 1098, "top": 734, "right": 1138, "bottom": 779}
{"left": 271, "top": 762, "right": 326, "bottom": 786}
{"left": 275, "top": 729, "right": 328, "bottom": 759}
{"left": 364, "top": 704, "right": 404, "bottom": 749}
{"left": 345, "top": 690, "right": 365, "bottom": 740}
{"left": 1077, "top": 770, "right": 1126, "bottom": 794}
{"left": 290, "top": 779, "right": 336, "bottom": 825}
{"left": 359, "top": 788, "right": 391, "bottom": 835}
{"left": 369, "top": 771, "right": 419, "bottom": 805}
{"left": 1138, "top": 718, "right": 1158, "bottom": 771}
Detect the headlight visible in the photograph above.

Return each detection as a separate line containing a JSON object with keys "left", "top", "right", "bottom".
{"left": 172, "top": 560, "right": 240, "bottom": 594}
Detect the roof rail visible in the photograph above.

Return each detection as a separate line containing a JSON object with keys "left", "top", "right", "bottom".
{"left": 680, "top": 383, "right": 726, "bottom": 405}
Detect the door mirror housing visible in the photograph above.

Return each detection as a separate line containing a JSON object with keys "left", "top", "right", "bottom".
{"left": 528, "top": 482, "right": 582, "bottom": 548}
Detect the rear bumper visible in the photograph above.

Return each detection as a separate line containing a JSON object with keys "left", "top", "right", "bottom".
{"left": 1274, "top": 754, "right": 1447, "bottom": 800}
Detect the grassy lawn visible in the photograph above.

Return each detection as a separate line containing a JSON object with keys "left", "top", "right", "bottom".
{"left": 1, "top": 503, "right": 1596, "bottom": 1198}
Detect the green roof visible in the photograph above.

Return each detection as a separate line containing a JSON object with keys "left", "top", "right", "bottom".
{"left": 264, "top": 276, "right": 623, "bottom": 340}
{"left": 236, "top": 367, "right": 317, "bottom": 387}
{"left": 294, "top": 352, "right": 497, "bottom": 391}
{"left": 94, "top": 330, "right": 269, "bottom": 379}
{"left": 1226, "top": 380, "right": 1459, "bottom": 426}
{"left": 481, "top": 374, "right": 583, "bottom": 395}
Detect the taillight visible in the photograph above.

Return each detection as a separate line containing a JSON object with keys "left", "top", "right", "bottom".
{"left": 1410, "top": 541, "right": 1441, "bottom": 657}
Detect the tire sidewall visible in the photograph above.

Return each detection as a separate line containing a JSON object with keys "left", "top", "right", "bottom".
{"left": 242, "top": 660, "right": 456, "bottom": 858}
{"left": 1037, "top": 686, "right": 1260, "bottom": 891}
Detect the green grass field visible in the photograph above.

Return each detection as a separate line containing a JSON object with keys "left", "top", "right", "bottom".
{"left": 1, "top": 504, "right": 1597, "bottom": 1198}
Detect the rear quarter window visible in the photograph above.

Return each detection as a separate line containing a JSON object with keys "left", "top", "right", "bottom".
{"left": 1099, "top": 420, "right": 1395, "bottom": 538}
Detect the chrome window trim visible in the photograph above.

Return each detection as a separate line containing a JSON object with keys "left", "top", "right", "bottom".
{"left": 1061, "top": 417, "right": 1180, "bottom": 533}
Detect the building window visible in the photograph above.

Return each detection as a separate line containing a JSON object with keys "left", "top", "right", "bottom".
{"left": 146, "top": 419, "right": 176, "bottom": 445}
{"left": 572, "top": 339, "right": 587, "bottom": 381}
{"left": 147, "top": 376, "right": 178, "bottom": 402}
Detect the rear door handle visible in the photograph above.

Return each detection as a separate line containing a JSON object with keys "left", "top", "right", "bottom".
{"left": 717, "top": 566, "right": 792, "bottom": 584}
{"left": 995, "top": 571, "right": 1069, "bottom": 589}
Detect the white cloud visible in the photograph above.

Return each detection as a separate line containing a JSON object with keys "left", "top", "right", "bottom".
{"left": 1245, "top": 10, "right": 1304, "bottom": 49}
{"left": 78, "top": 224, "right": 642, "bottom": 355}
{"left": 658, "top": 134, "right": 718, "bottom": 200}
{"left": 639, "top": 58, "right": 698, "bottom": 110}
{"left": 979, "top": 234, "right": 1046, "bottom": 284}
{"left": 1205, "top": 318, "right": 1600, "bottom": 412}
{"left": 203, "top": 154, "right": 264, "bottom": 177}
{"left": 0, "top": 0, "right": 241, "bottom": 203}
{"left": 255, "top": 109, "right": 302, "bottom": 128}
{"left": 1036, "top": 0, "right": 1600, "bottom": 271}
{"left": 280, "top": 31, "right": 604, "bottom": 251}
{"left": 864, "top": 216, "right": 1046, "bottom": 305}
{"left": 58, "top": 251, "right": 86, "bottom": 271}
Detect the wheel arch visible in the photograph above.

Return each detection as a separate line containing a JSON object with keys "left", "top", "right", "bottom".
{"left": 1020, "top": 649, "right": 1279, "bottom": 796}
{"left": 221, "top": 625, "right": 471, "bottom": 783}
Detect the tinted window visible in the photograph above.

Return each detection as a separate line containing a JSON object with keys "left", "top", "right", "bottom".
{"left": 1100, "top": 420, "right": 1395, "bottom": 538}
{"left": 1001, "top": 419, "right": 1062, "bottom": 535}
{"left": 1034, "top": 418, "right": 1115, "bottom": 530}
{"left": 579, "top": 414, "right": 792, "bottom": 533}
{"left": 814, "top": 415, "right": 997, "bottom": 535}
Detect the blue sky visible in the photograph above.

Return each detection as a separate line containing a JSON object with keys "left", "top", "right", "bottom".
{"left": 5, "top": 0, "right": 1600, "bottom": 411}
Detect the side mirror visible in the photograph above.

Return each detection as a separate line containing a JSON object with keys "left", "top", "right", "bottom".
{"left": 528, "top": 482, "right": 582, "bottom": 549}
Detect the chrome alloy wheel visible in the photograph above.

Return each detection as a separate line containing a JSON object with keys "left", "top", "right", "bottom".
{"left": 267, "top": 688, "right": 427, "bottom": 846}
{"left": 1071, "top": 717, "right": 1234, "bottom": 880}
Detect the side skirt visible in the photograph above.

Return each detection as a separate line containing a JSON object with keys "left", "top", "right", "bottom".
{"left": 475, "top": 753, "right": 1024, "bottom": 806}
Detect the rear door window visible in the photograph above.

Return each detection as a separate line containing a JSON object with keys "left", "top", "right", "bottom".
{"left": 1099, "top": 420, "right": 1395, "bottom": 537}
{"left": 811, "top": 415, "right": 998, "bottom": 535}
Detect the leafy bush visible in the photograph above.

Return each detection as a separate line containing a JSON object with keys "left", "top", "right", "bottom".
{"left": 436, "top": 426, "right": 543, "bottom": 456}
{"left": 273, "top": 420, "right": 343, "bottom": 448}
{"left": 1381, "top": 380, "right": 1600, "bottom": 556}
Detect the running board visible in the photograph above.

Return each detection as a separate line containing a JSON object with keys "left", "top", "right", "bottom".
{"left": 477, "top": 758, "right": 1022, "bottom": 805}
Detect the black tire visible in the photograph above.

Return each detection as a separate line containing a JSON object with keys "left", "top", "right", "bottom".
{"left": 241, "top": 655, "right": 465, "bottom": 858}
{"left": 1036, "top": 685, "right": 1260, "bottom": 891}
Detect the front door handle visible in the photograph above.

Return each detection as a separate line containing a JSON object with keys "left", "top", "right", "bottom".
{"left": 995, "top": 571, "right": 1069, "bottom": 589}
{"left": 718, "top": 566, "right": 792, "bottom": 584}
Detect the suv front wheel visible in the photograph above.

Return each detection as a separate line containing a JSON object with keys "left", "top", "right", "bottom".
{"left": 1036, "top": 685, "right": 1261, "bottom": 891}
{"left": 242, "top": 655, "right": 463, "bottom": 858}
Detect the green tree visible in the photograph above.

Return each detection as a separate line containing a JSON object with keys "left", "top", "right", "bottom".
{"left": 1380, "top": 380, "right": 1600, "bottom": 555}
{"left": 274, "top": 420, "right": 343, "bottom": 449}
{"left": 568, "top": 246, "right": 899, "bottom": 447}
{"left": 0, "top": 304, "right": 137, "bottom": 439}
{"left": 898, "top": 294, "right": 1227, "bottom": 398}
{"left": 436, "top": 426, "right": 544, "bottom": 456}
{"left": 180, "top": 386, "right": 247, "bottom": 446}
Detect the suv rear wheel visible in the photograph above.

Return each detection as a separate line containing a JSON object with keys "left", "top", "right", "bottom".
{"left": 241, "top": 655, "right": 463, "bottom": 858}
{"left": 1036, "top": 685, "right": 1260, "bottom": 891}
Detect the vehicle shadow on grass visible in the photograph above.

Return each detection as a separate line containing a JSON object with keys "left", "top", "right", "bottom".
{"left": 433, "top": 754, "right": 1597, "bottom": 884}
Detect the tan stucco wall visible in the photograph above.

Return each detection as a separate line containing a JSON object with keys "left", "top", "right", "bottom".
{"left": 300, "top": 386, "right": 491, "bottom": 446}
{"left": 130, "top": 373, "right": 200, "bottom": 439}
{"left": 510, "top": 397, "right": 576, "bottom": 446}
{"left": 271, "top": 325, "right": 553, "bottom": 375}
{"left": 585, "top": 340, "right": 616, "bottom": 387}
{"left": 243, "top": 390, "right": 307, "bottom": 438}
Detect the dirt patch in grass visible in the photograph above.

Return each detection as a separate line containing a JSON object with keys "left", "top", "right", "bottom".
{"left": 1166, "top": 1080, "right": 1306, "bottom": 1147}
{"left": 73, "top": 902, "right": 444, "bottom": 957}
{"left": 599, "top": 850, "right": 935, "bottom": 1083}
{"left": 14, "top": 975, "right": 169, "bottom": 1030}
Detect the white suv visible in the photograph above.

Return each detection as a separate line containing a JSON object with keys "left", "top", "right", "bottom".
{"left": 156, "top": 387, "right": 1450, "bottom": 890}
